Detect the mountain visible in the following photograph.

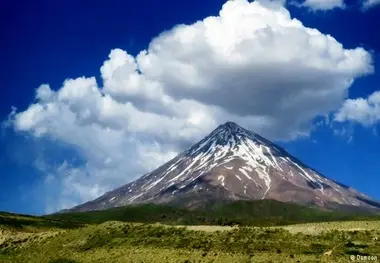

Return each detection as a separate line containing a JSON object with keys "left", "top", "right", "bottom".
{"left": 66, "top": 121, "right": 380, "bottom": 213}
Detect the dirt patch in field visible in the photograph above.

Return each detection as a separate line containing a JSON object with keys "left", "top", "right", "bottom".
{"left": 170, "top": 221, "right": 380, "bottom": 234}
{"left": 279, "top": 221, "right": 380, "bottom": 235}
{"left": 183, "top": 225, "right": 239, "bottom": 232}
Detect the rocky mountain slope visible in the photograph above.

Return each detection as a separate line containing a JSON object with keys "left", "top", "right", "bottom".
{"left": 66, "top": 122, "right": 380, "bottom": 212}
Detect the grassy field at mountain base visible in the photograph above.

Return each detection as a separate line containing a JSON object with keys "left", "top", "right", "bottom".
{"left": 1, "top": 218, "right": 379, "bottom": 263}
{"left": 1, "top": 201, "right": 380, "bottom": 263}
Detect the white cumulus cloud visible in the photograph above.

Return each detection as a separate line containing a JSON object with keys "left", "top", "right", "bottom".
{"left": 9, "top": 0, "right": 373, "bottom": 213}
{"left": 335, "top": 91, "right": 380, "bottom": 126}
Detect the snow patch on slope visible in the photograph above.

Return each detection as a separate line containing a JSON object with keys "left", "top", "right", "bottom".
{"left": 218, "top": 175, "right": 225, "bottom": 186}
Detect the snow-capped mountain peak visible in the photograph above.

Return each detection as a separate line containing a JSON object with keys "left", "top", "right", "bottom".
{"left": 67, "top": 122, "right": 380, "bottom": 212}
{"left": 190, "top": 121, "right": 262, "bottom": 149}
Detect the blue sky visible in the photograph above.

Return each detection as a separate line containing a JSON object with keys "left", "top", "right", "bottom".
{"left": 1, "top": 0, "right": 379, "bottom": 215}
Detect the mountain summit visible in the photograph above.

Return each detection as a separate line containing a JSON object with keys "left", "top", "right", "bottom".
{"left": 67, "top": 122, "right": 380, "bottom": 212}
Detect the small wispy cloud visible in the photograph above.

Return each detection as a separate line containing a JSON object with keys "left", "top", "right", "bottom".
{"left": 361, "top": 0, "right": 380, "bottom": 10}
{"left": 291, "top": 0, "right": 345, "bottom": 11}
{"left": 335, "top": 91, "right": 380, "bottom": 126}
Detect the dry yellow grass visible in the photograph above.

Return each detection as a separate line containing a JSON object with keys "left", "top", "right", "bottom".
{"left": 0, "top": 227, "right": 65, "bottom": 249}
{"left": 1, "top": 220, "right": 379, "bottom": 263}
{"left": 173, "top": 220, "right": 380, "bottom": 234}
{"left": 178, "top": 224, "right": 239, "bottom": 232}
{"left": 279, "top": 220, "right": 380, "bottom": 234}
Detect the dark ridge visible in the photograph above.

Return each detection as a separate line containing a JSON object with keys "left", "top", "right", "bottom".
{"left": 222, "top": 121, "right": 239, "bottom": 128}
{"left": 321, "top": 183, "right": 332, "bottom": 189}
{"left": 158, "top": 184, "right": 179, "bottom": 196}
{"left": 0, "top": 212, "right": 84, "bottom": 229}
{"left": 176, "top": 176, "right": 214, "bottom": 194}
{"left": 332, "top": 180, "right": 351, "bottom": 189}
{"left": 356, "top": 196, "right": 380, "bottom": 209}
{"left": 220, "top": 121, "right": 242, "bottom": 132}
{"left": 44, "top": 199, "right": 380, "bottom": 227}
{"left": 306, "top": 181, "right": 320, "bottom": 190}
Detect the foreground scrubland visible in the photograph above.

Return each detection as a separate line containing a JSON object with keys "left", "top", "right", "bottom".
{"left": 2, "top": 201, "right": 380, "bottom": 263}
{"left": 1, "top": 216, "right": 379, "bottom": 263}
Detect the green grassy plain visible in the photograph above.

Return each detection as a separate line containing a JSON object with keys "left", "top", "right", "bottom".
{"left": 1, "top": 210, "right": 380, "bottom": 263}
